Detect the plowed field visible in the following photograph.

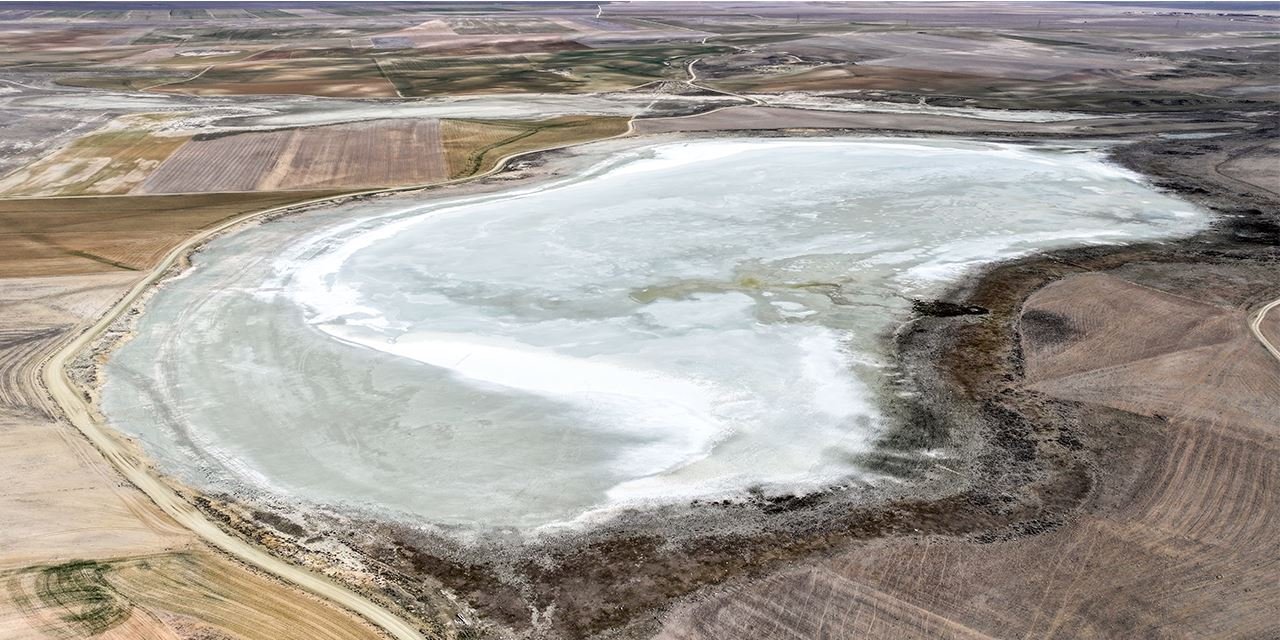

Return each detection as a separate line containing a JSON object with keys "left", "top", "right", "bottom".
{"left": 139, "top": 119, "right": 447, "bottom": 194}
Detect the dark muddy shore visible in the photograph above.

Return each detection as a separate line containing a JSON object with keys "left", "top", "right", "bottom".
{"left": 174, "top": 121, "right": 1277, "bottom": 640}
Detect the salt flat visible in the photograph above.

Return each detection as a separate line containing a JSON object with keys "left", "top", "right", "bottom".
{"left": 100, "top": 138, "right": 1206, "bottom": 530}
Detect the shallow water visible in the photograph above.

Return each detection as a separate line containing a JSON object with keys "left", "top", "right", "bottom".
{"left": 102, "top": 138, "right": 1206, "bottom": 530}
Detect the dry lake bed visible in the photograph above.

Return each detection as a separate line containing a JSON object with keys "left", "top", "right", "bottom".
{"left": 101, "top": 137, "right": 1207, "bottom": 531}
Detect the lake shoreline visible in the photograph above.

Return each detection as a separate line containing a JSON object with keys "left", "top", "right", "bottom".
{"left": 73, "top": 124, "right": 1276, "bottom": 638}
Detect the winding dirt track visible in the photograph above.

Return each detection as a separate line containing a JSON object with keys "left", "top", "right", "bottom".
{"left": 1249, "top": 297, "right": 1280, "bottom": 362}
{"left": 39, "top": 189, "right": 428, "bottom": 640}
{"left": 34, "top": 132, "right": 634, "bottom": 640}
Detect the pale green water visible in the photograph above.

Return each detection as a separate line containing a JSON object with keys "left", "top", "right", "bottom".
{"left": 102, "top": 138, "right": 1206, "bottom": 530}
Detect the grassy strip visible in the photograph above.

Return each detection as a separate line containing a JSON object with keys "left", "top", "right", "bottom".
{"left": 35, "top": 560, "right": 131, "bottom": 636}
{"left": 442, "top": 116, "right": 630, "bottom": 179}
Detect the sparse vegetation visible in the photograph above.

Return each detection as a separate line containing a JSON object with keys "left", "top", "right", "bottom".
{"left": 0, "top": 3, "right": 1276, "bottom": 640}
{"left": 35, "top": 561, "right": 130, "bottom": 635}
{"left": 0, "top": 191, "right": 343, "bottom": 276}
{"left": 0, "top": 122, "right": 188, "bottom": 197}
{"left": 442, "top": 116, "right": 629, "bottom": 178}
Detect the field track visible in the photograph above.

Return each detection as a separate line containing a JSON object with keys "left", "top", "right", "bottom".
{"left": 36, "top": 127, "right": 636, "bottom": 639}
{"left": 1249, "top": 297, "right": 1280, "bottom": 362}
{"left": 40, "top": 188, "right": 428, "bottom": 640}
{"left": 652, "top": 128, "right": 1280, "bottom": 640}
{"left": 31, "top": 116, "right": 1274, "bottom": 638}
{"left": 442, "top": 116, "right": 628, "bottom": 178}
{"left": 660, "top": 265, "right": 1280, "bottom": 639}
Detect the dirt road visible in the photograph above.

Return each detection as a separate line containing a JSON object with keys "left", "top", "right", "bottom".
{"left": 39, "top": 191, "right": 428, "bottom": 640}
{"left": 33, "top": 131, "right": 648, "bottom": 640}
{"left": 1250, "top": 296, "right": 1280, "bottom": 362}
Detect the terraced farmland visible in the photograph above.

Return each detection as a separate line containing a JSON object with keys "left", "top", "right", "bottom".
{"left": 141, "top": 119, "right": 448, "bottom": 194}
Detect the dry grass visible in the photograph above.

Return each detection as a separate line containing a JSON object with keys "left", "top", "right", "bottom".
{"left": 150, "top": 57, "right": 398, "bottom": 98}
{"left": 718, "top": 64, "right": 1025, "bottom": 94}
{"left": 0, "top": 551, "right": 384, "bottom": 640}
{"left": 0, "top": 192, "right": 340, "bottom": 277}
{"left": 441, "top": 116, "right": 628, "bottom": 179}
{"left": 0, "top": 126, "right": 188, "bottom": 198}
{"left": 159, "top": 78, "right": 397, "bottom": 98}
{"left": 440, "top": 119, "right": 530, "bottom": 178}
{"left": 109, "top": 551, "right": 383, "bottom": 640}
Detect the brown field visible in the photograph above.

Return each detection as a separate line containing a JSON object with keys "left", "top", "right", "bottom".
{"left": 0, "top": 192, "right": 340, "bottom": 277}
{"left": 441, "top": 116, "right": 629, "bottom": 178}
{"left": 0, "top": 185, "right": 386, "bottom": 639}
{"left": 140, "top": 120, "right": 448, "bottom": 194}
{"left": 3, "top": 550, "right": 374, "bottom": 640}
{"left": 150, "top": 58, "right": 398, "bottom": 98}
{"left": 160, "top": 78, "right": 397, "bottom": 98}
{"left": 652, "top": 130, "right": 1280, "bottom": 640}
{"left": 659, "top": 261, "right": 1280, "bottom": 640}
{"left": 139, "top": 131, "right": 295, "bottom": 194}
{"left": 55, "top": 76, "right": 190, "bottom": 92}
{"left": 0, "top": 124, "right": 188, "bottom": 198}
{"left": 261, "top": 119, "right": 446, "bottom": 191}
{"left": 1028, "top": 271, "right": 1279, "bottom": 433}
{"left": 849, "top": 32, "right": 1164, "bottom": 81}
{"left": 716, "top": 64, "right": 1029, "bottom": 94}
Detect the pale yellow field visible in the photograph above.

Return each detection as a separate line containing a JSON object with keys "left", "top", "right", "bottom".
{"left": 442, "top": 116, "right": 628, "bottom": 178}
{"left": 0, "top": 118, "right": 188, "bottom": 197}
